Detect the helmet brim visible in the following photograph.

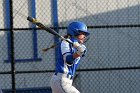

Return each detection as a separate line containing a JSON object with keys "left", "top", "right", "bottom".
{"left": 79, "top": 30, "right": 90, "bottom": 36}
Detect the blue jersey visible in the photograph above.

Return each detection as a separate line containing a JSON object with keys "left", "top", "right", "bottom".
{"left": 55, "top": 38, "right": 82, "bottom": 77}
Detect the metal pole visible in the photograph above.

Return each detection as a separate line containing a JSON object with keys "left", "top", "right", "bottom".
{"left": 9, "top": 0, "right": 16, "bottom": 93}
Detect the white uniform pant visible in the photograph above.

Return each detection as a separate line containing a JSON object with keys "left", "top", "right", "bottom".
{"left": 50, "top": 73, "right": 80, "bottom": 93}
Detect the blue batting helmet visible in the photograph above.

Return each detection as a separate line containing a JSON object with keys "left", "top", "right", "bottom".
{"left": 67, "top": 21, "right": 90, "bottom": 37}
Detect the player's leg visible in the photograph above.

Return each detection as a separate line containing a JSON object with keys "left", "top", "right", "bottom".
{"left": 60, "top": 80, "right": 80, "bottom": 93}
{"left": 50, "top": 75, "right": 80, "bottom": 93}
{"left": 70, "top": 86, "right": 80, "bottom": 93}
{"left": 50, "top": 75, "right": 66, "bottom": 93}
{"left": 62, "top": 85, "right": 80, "bottom": 93}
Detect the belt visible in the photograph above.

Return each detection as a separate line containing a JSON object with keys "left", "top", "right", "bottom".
{"left": 55, "top": 72, "right": 73, "bottom": 80}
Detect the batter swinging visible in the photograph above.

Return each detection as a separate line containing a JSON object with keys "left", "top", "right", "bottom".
{"left": 50, "top": 21, "right": 90, "bottom": 93}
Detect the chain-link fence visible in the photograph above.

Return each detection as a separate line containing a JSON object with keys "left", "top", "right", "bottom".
{"left": 0, "top": 0, "right": 140, "bottom": 93}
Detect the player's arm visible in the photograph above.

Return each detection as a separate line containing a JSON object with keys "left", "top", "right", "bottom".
{"left": 73, "top": 44, "right": 87, "bottom": 58}
{"left": 61, "top": 40, "right": 75, "bottom": 65}
{"left": 62, "top": 40, "right": 86, "bottom": 65}
{"left": 65, "top": 44, "right": 86, "bottom": 65}
{"left": 72, "top": 41, "right": 87, "bottom": 57}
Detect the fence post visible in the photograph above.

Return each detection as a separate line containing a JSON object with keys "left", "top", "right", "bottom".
{"left": 51, "top": 0, "right": 59, "bottom": 65}
{"left": 9, "top": 0, "right": 16, "bottom": 93}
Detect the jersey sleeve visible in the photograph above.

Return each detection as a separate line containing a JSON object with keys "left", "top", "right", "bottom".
{"left": 61, "top": 39, "right": 75, "bottom": 65}
{"left": 61, "top": 39, "right": 71, "bottom": 55}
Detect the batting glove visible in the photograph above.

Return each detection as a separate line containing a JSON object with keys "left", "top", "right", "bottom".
{"left": 76, "top": 44, "right": 86, "bottom": 56}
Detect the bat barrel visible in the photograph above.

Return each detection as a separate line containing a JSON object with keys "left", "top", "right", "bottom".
{"left": 27, "top": 16, "right": 74, "bottom": 45}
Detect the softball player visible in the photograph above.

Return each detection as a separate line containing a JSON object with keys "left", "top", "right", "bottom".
{"left": 50, "top": 21, "right": 90, "bottom": 93}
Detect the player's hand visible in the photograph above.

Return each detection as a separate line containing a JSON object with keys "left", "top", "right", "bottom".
{"left": 81, "top": 44, "right": 87, "bottom": 57}
{"left": 76, "top": 44, "right": 86, "bottom": 56}
{"left": 73, "top": 42, "right": 81, "bottom": 48}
